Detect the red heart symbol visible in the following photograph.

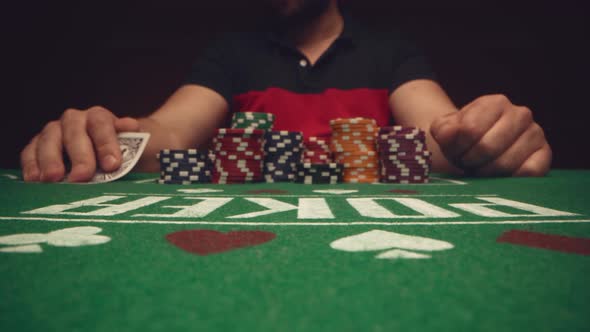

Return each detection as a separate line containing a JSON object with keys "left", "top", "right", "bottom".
{"left": 166, "top": 230, "right": 276, "bottom": 255}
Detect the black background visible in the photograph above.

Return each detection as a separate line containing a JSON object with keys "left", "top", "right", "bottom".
{"left": 3, "top": 0, "right": 589, "bottom": 169}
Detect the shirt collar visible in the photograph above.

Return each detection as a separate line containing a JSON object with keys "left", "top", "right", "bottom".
{"left": 266, "top": 13, "right": 359, "bottom": 49}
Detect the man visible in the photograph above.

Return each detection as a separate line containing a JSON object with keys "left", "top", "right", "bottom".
{"left": 20, "top": 0, "right": 551, "bottom": 183}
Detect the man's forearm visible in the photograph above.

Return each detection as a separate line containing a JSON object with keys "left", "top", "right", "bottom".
{"left": 134, "top": 117, "right": 186, "bottom": 172}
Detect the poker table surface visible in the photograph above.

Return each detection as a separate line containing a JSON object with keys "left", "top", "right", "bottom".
{"left": 1, "top": 169, "right": 589, "bottom": 332}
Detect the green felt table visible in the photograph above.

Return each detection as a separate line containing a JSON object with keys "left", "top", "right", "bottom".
{"left": 1, "top": 169, "right": 589, "bottom": 332}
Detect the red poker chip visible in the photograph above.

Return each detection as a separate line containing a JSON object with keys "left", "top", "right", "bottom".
{"left": 377, "top": 140, "right": 425, "bottom": 146}
{"left": 384, "top": 157, "right": 431, "bottom": 164}
{"left": 215, "top": 163, "right": 263, "bottom": 171}
{"left": 305, "top": 140, "right": 330, "bottom": 146}
{"left": 381, "top": 165, "right": 430, "bottom": 171}
{"left": 379, "top": 151, "right": 428, "bottom": 157}
{"left": 379, "top": 126, "right": 423, "bottom": 131}
{"left": 388, "top": 159, "right": 432, "bottom": 164}
{"left": 379, "top": 135, "right": 426, "bottom": 142}
{"left": 216, "top": 128, "right": 265, "bottom": 136}
{"left": 214, "top": 152, "right": 264, "bottom": 159}
{"left": 332, "top": 142, "right": 376, "bottom": 148}
{"left": 212, "top": 139, "right": 264, "bottom": 146}
{"left": 303, "top": 152, "right": 331, "bottom": 159}
{"left": 381, "top": 163, "right": 430, "bottom": 169}
{"left": 379, "top": 125, "right": 422, "bottom": 131}
{"left": 382, "top": 162, "right": 430, "bottom": 167}
{"left": 305, "top": 141, "right": 331, "bottom": 147}
{"left": 381, "top": 172, "right": 430, "bottom": 178}
{"left": 379, "top": 150, "right": 428, "bottom": 155}
{"left": 381, "top": 169, "right": 430, "bottom": 175}
{"left": 380, "top": 172, "right": 429, "bottom": 178}
{"left": 381, "top": 160, "right": 432, "bottom": 166}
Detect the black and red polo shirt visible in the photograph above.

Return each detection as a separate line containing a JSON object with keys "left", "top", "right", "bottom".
{"left": 185, "top": 16, "right": 436, "bottom": 139}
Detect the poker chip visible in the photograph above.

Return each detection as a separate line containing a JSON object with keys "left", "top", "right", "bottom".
{"left": 211, "top": 128, "right": 265, "bottom": 184}
{"left": 231, "top": 112, "right": 275, "bottom": 130}
{"left": 330, "top": 118, "right": 379, "bottom": 183}
{"left": 377, "top": 126, "right": 431, "bottom": 184}
{"left": 263, "top": 131, "right": 304, "bottom": 182}
{"left": 157, "top": 149, "right": 213, "bottom": 184}
{"left": 302, "top": 136, "right": 333, "bottom": 164}
{"left": 294, "top": 163, "right": 343, "bottom": 184}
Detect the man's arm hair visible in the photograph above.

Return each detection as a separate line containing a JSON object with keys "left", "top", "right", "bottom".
{"left": 389, "top": 79, "right": 461, "bottom": 174}
{"left": 135, "top": 84, "right": 229, "bottom": 172}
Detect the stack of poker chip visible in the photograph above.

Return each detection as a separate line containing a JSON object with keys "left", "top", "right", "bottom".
{"left": 295, "top": 163, "right": 343, "bottom": 184}
{"left": 211, "top": 128, "right": 265, "bottom": 184}
{"left": 302, "top": 137, "right": 333, "bottom": 164}
{"left": 157, "top": 149, "right": 213, "bottom": 184}
{"left": 231, "top": 112, "right": 275, "bottom": 130}
{"left": 377, "top": 126, "right": 432, "bottom": 184}
{"left": 263, "top": 131, "right": 304, "bottom": 182}
{"left": 329, "top": 118, "right": 380, "bottom": 183}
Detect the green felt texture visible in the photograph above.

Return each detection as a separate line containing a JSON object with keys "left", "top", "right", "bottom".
{"left": 0, "top": 169, "right": 589, "bottom": 332}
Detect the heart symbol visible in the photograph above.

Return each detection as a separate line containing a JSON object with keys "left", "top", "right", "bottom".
{"left": 330, "top": 230, "right": 453, "bottom": 260}
{"left": 166, "top": 230, "right": 276, "bottom": 255}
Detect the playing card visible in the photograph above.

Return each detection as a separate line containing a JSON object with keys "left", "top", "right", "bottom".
{"left": 82, "top": 132, "right": 150, "bottom": 184}
{"left": 330, "top": 230, "right": 454, "bottom": 252}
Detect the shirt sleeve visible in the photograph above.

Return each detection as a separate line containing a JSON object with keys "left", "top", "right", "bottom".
{"left": 184, "top": 36, "right": 235, "bottom": 104}
{"left": 389, "top": 36, "right": 437, "bottom": 94}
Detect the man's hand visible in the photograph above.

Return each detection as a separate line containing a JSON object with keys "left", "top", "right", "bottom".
{"left": 430, "top": 94, "right": 552, "bottom": 176}
{"left": 20, "top": 106, "right": 140, "bottom": 182}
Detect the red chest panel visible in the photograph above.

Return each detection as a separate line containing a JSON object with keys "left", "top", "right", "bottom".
{"left": 233, "top": 88, "right": 391, "bottom": 138}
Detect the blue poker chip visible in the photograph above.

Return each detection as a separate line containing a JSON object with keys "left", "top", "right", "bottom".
{"left": 161, "top": 169, "right": 212, "bottom": 177}
{"left": 158, "top": 149, "right": 210, "bottom": 158}
{"left": 294, "top": 173, "right": 341, "bottom": 184}
{"left": 264, "top": 131, "right": 303, "bottom": 140}
{"left": 157, "top": 179, "right": 211, "bottom": 185}
{"left": 160, "top": 161, "right": 212, "bottom": 169}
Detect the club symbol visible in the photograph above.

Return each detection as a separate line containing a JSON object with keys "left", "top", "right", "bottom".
{"left": 0, "top": 226, "right": 111, "bottom": 253}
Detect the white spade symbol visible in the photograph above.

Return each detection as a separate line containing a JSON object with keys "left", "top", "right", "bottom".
{"left": 330, "top": 230, "right": 453, "bottom": 260}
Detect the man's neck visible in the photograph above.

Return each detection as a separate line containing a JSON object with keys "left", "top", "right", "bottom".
{"left": 287, "top": 1, "right": 343, "bottom": 48}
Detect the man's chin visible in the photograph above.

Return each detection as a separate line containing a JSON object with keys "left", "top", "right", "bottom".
{"left": 269, "top": 0, "right": 331, "bottom": 27}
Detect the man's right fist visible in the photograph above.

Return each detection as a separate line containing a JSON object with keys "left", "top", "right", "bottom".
{"left": 20, "top": 106, "right": 140, "bottom": 182}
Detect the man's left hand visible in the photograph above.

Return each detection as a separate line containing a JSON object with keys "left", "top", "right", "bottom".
{"left": 430, "top": 94, "right": 552, "bottom": 176}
